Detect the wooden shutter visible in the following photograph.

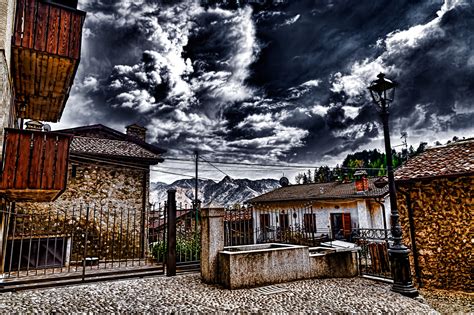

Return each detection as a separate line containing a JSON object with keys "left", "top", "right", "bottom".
{"left": 342, "top": 213, "right": 351, "bottom": 237}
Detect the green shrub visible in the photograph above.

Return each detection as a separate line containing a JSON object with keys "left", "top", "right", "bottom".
{"left": 151, "top": 233, "right": 201, "bottom": 262}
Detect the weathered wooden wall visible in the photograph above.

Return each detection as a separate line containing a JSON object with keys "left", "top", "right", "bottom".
{"left": 397, "top": 175, "right": 473, "bottom": 292}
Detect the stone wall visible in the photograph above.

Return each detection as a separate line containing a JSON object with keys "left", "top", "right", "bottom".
{"left": 0, "top": 50, "right": 14, "bottom": 153}
{"left": 16, "top": 161, "right": 149, "bottom": 260}
{"left": 397, "top": 175, "right": 473, "bottom": 292}
{"left": 0, "top": 0, "right": 15, "bottom": 68}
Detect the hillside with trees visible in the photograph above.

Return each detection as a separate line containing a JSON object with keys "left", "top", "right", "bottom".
{"left": 294, "top": 140, "right": 437, "bottom": 184}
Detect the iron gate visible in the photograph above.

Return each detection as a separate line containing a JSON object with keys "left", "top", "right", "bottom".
{"left": 353, "top": 228, "right": 393, "bottom": 280}
{"left": 148, "top": 201, "right": 201, "bottom": 274}
{"left": 0, "top": 201, "right": 164, "bottom": 291}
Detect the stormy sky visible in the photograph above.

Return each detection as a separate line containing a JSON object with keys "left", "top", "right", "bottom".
{"left": 54, "top": 0, "right": 474, "bottom": 183}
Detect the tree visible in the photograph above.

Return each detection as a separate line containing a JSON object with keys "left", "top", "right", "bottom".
{"left": 302, "top": 173, "right": 309, "bottom": 184}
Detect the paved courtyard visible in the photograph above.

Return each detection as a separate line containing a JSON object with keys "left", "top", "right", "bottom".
{"left": 0, "top": 274, "right": 440, "bottom": 313}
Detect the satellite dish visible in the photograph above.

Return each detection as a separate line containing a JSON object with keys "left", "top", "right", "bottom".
{"left": 279, "top": 177, "right": 289, "bottom": 187}
{"left": 43, "top": 124, "right": 51, "bottom": 132}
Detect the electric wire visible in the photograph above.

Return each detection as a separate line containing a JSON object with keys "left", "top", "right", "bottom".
{"left": 152, "top": 169, "right": 217, "bottom": 181}
{"left": 162, "top": 156, "right": 388, "bottom": 171}
{"left": 199, "top": 156, "right": 231, "bottom": 178}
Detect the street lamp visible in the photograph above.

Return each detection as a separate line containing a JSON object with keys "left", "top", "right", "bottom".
{"left": 368, "top": 73, "right": 419, "bottom": 297}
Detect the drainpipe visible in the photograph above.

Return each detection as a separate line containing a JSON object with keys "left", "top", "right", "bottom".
{"left": 398, "top": 184, "right": 423, "bottom": 287}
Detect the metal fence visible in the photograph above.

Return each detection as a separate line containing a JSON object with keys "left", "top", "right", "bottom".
{"left": 353, "top": 228, "right": 392, "bottom": 280}
{"left": 224, "top": 206, "right": 336, "bottom": 247}
{"left": 0, "top": 201, "right": 163, "bottom": 289}
{"left": 148, "top": 201, "right": 201, "bottom": 273}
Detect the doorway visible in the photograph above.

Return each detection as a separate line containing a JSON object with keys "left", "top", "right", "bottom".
{"left": 330, "top": 213, "right": 351, "bottom": 239}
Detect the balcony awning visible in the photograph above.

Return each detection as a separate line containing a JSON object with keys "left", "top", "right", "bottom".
{"left": 11, "top": 0, "right": 86, "bottom": 122}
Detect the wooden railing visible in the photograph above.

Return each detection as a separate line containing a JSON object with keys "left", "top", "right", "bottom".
{"left": 0, "top": 128, "right": 72, "bottom": 202}
{"left": 13, "top": 0, "right": 86, "bottom": 59}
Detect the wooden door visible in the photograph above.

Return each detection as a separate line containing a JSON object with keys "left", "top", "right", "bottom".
{"left": 342, "top": 213, "right": 351, "bottom": 238}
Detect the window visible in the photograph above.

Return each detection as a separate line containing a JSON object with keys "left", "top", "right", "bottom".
{"left": 5, "top": 237, "right": 68, "bottom": 272}
{"left": 259, "top": 213, "right": 270, "bottom": 230}
{"left": 304, "top": 213, "right": 317, "bottom": 233}
{"left": 279, "top": 213, "right": 289, "bottom": 230}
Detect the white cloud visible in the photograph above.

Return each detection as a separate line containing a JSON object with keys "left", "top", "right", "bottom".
{"left": 310, "top": 105, "right": 329, "bottom": 117}
{"left": 330, "top": 0, "right": 463, "bottom": 103}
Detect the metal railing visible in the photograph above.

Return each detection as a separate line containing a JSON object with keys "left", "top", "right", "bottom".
{"left": 352, "top": 228, "right": 393, "bottom": 280}
{"left": 0, "top": 201, "right": 162, "bottom": 284}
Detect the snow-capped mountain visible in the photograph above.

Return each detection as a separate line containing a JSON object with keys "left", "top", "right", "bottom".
{"left": 150, "top": 176, "right": 280, "bottom": 207}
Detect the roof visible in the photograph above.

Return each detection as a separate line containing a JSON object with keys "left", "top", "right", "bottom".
{"left": 70, "top": 136, "right": 162, "bottom": 163}
{"left": 248, "top": 178, "right": 388, "bottom": 204}
{"left": 395, "top": 139, "right": 474, "bottom": 182}
{"left": 56, "top": 124, "right": 166, "bottom": 154}
{"left": 55, "top": 124, "right": 166, "bottom": 165}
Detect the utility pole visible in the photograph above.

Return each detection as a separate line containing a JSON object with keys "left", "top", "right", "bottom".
{"left": 401, "top": 132, "right": 408, "bottom": 163}
{"left": 194, "top": 150, "right": 199, "bottom": 209}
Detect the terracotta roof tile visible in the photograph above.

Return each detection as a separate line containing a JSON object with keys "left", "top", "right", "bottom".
{"left": 248, "top": 178, "right": 388, "bottom": 203}
{"left": 70, "top": 136, "right": 161, "bottom": 161}
{"left": 395, "top": 139, "right": 474, "bottom": 181}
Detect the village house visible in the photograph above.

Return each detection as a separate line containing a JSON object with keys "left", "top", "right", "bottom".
{"left": 395, "top": 138, "right": 473, "bottom": 292}
{"left": 0, "top": 0, "right": 87, "bottom": 274}
{"left": 247, "top": 175, "right": 390, "bottom": 244}
{"left": 4, "top": 123, "right": 165, "bottom": 272}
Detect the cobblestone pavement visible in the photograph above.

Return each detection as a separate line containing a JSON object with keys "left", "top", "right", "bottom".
{"left": 0, "top": 274, "right": 437, "bottom": 313}
{"left": 421, "top": 288, "right": 473, "bottom": 314}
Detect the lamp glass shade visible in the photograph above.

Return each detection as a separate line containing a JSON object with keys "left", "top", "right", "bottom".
{"left": 368, "top": 73, "right": 397, "bottom": 108}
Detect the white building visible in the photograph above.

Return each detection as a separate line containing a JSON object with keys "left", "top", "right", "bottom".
{"left": 248, "top": 177, "right": 390, "bottom": 242}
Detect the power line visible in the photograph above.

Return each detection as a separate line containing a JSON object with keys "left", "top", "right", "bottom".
{"left": 164, "top": 156, "right": 387, "bottom": 171}
{"left": 199, "top": 156, "right": 230, "bottom": 178}
{"left": 151, "top": 169, "right": 217, "bottom": 181}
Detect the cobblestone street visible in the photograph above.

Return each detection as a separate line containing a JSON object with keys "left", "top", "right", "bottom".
{"left": 0, "top": 274, "right": 439, "bottom": 313}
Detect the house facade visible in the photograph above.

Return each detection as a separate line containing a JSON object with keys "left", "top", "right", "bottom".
{"left": 0, "top": 0, "right": 19, "bottom": 149}
{"left": 395, "top": 139, "right": 473, "bottom": 292}
{"left": 8, "top": 124, "right": 165, "bottom": 271}
{"left": 248, "top": 177, "right": 390, "bottom": 244}
{"left": 0, "top": 0, "right": 86, "bottom": 274}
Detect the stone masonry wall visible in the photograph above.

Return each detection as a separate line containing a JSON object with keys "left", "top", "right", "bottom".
{"left": 0, "top": 50, "right": 14, "bottom": 153}
{"left": 16, "top": 162, "right": 148, "bottom": 261}
{"left": 397, "top": 175, "right": 473, "bottom": 292}
{"left": 0, "top": 0, "right": 16, "bottom": 68}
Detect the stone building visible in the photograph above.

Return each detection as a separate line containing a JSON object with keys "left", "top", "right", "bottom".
{"left": 248, "top": 177, "right": 390, "bottom": 243}
{"left": 395, "top": 139, "right": 473, "bottom": 292}
{"left": 11, "top": 124, "right": 165, "bottom": 268}
{"left": 0, "top": 0, "right": 86, "bottom": 274}
{"left": 0, "top": 0, "right": 18, "bottom": 149}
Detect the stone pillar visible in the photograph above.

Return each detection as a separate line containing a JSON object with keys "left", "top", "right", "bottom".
{"left": 201, "top": 208, "right": 224, "bottom": 284}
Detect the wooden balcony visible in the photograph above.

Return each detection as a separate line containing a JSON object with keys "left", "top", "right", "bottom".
{"left": 0, "top": 128, "right": 72, "bottom": 202}
{"left": 11, "top": 0, "right": 86, "bottom": 122}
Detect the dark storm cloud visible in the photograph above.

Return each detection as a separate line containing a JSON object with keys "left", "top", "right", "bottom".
{"left": 60, "top": 0, "right": 473, "bottom": 166}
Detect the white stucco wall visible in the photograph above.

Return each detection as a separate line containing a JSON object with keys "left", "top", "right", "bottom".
{"left": 252, "top": 197, "right": 389, "bottom": 241}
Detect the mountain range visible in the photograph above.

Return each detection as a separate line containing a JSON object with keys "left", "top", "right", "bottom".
{"left": 150, "top": 176, "right": 280, "bottom": 207}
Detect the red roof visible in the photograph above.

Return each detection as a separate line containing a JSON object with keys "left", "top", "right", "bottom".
{"left": 395, "top": 139, "right": 474, "bottom": 182}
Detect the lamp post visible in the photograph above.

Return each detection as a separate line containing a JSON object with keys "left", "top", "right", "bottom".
{"left": 368, "top": 73, "right": 419, "bottom": 297}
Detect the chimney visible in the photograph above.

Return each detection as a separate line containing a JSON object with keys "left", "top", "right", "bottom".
{"left": 354, "top": 170, "right": 369, "bottom": 194}
{"left": 126, "top": 123, "right": 147, "bottom": 141}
